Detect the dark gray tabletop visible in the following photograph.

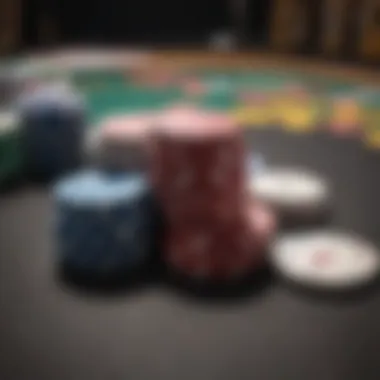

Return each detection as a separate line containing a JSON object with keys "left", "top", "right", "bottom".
{"left": 1, "top": 129, "right": 380, "bottom": 380}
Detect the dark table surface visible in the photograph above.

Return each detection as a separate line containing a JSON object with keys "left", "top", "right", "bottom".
{"left": 1, "top": 129, "right": 380, "bottom": 380}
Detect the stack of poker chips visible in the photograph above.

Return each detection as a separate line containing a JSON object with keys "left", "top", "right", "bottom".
{"left": 149, "top": 106, "right": 276, "bottom": 282}
{"left": 53, "top": 170, "right": 155, "bottom": 279}
{"left": 51, "top": 103, "right": 275, "bottom": 286}
{"left": 52, "top": 110, "right": 160, "bottom": 284}
{"left": 18, "top": 85, "right": 86, "bottom": 179}
{"left": 85, "top": 113, "right": 153, "bottom": 172}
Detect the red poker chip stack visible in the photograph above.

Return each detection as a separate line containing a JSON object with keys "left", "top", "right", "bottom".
{"left": 150, "top": 106, "right": 245, "bottom": 222}
{"left": 148, "top": 105, "right": 276, "bottom": 281}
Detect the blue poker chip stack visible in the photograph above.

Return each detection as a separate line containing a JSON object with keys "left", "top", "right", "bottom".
{"left": 18, "top": 86, "right": 86, "bottom": 179}
{"left": 53, "top": 170, "right": 155, "bottom": 279}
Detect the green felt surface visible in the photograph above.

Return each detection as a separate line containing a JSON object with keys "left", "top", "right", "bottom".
{"left": 68, "top": 68, "right": 380, "bottom": 126}
{"left": 3, "top": 61, "right": 373, "bottom": 122}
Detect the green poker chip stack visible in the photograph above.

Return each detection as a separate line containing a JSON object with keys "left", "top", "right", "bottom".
{"left": 0, "top": 111, "right": 24, "bottom": 188}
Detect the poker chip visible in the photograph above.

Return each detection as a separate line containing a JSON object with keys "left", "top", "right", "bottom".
{"left": 249, "top": 167, "right": 331, "bottom": 225}
{"left": 92, "top": 113, "right": 154, "bottom": 171}
{"left": 271, "top": 231, "right": 380, "bottom": 291}
{"left": 99, "top": 113, "right": 153, "bottom": 142}
{"left": 165, "top": 219, "right": 266, "bottom": 282}
{"left": 18, "top": 85, "right": 86, "bottom": 179}
{"left": 151, "top": 106, "right": 245, "bottom": 223}
{"left": 329, "top": 97, "right": 362, "bottom": 137}
{"left": 164, "top": 199, "right": 275, "bottom": 282}
{"left": 151, "top": 106, "right": 276, "bottom": 283}
{"left": 53, "top": 170, "right": 155, "bottom": 278}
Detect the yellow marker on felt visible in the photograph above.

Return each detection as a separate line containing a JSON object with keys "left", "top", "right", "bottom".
{"left": 330, "top": 100, "right": 361, "bottom": 128}
{"left": 231, "top": 106, "right": 271, "bottom": 128}
{"left": 231, "top": 108, "right": 250, "bottom": 126}
{"left": 362, "top": 110, "right": 380, "bottom": 149}
{"left": 278, "top": 102, "right": 317, "bottom": 133}
{"left": 363, "top": 129, "right": 380, "bottom": 149}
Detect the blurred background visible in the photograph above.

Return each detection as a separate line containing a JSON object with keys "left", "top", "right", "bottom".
{"left": 1, "top": 0, "right": 380, "bottom": 63}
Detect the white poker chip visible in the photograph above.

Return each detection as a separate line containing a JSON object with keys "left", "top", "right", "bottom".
{"left": 271, "top": 231, "right": 380, "bottom": 291}
{"left": 249, "top": 167, "right": 331, "bottom": 224}
{"left": 0, "top": 111, "right": 18, "bottom": 135}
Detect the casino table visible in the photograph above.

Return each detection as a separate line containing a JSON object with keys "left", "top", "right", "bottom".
{"left": 1, "top": 51, "right": 380, "bottom": 380}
